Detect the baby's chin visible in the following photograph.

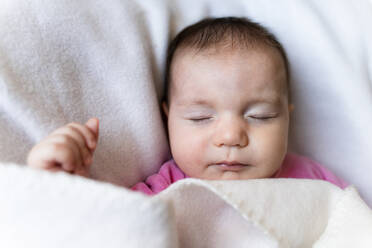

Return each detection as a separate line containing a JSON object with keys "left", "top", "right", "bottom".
{"left": 197, "top": 168, "right": 270, "bottom": 181}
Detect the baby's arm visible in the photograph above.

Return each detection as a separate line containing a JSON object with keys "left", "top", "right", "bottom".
{"left": 27, "top": 118, "right": 99, "bottom": 178}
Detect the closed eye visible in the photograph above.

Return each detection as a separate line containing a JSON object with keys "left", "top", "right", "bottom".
{"left": 189, "top": 117, "right": 212, "bottom": 123}
{"left": 248, "top": 114, "right": 278, "bottom": 121}
{"left": 251, "top": 116, "right": 274, "bottom": 119}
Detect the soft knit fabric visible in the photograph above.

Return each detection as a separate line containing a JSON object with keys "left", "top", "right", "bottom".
{"left": 131, "top": 153, "right": 348, "bottom": 195}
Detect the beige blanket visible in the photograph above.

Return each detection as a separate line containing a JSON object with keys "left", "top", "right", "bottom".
{"left": 1, "top": 163, "right": 371, "bottom": 247}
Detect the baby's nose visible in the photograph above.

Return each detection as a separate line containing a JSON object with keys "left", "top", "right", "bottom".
{"left": 213, "top": 118, "right": 248, "bottom": 148}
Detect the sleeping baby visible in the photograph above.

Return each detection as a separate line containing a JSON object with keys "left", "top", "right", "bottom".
{"left": 27, "top": 17, "right": 348, "bottom": 194}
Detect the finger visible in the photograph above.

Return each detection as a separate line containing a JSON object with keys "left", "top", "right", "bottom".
{"left": 85, "top": 118, "right": 99, "bottom": 144}
{"left": 28, "top": 141, "right": 78, "bottom": 172}
{"left": 52, "top": 125, "right": 93, "bottom": 166}
{"left": 70, "top": 121, "right": 98, "bottom": 151}
{"left": 27, "top": 143, "right": 65, "bottom": 171}
{"left": 45, "top": 134, "right": 84, "bottom": 172}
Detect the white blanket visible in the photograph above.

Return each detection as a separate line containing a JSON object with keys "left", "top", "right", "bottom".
{"left": 0, "top": 0, "right": 372, "bottom": 247}
{"left": 1, "top": 163, "right": 371, "bottom": 247}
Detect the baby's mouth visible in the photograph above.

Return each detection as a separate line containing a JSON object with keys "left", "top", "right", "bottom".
{"left": 211, "top": 161, "right": 250, "bottom": 171}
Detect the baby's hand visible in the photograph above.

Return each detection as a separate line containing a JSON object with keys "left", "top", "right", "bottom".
{"left": 27, "top": 118, "right": 99, "bottom": 178}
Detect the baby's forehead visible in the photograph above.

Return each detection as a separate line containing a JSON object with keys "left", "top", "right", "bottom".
{"left": 168, "top": 46, "right": 289, "bottom": 104}
{"left": 173, "top": 46, "right": 287, "bottom": 83}
{"left": 172, "top": 44, "right": 287, "bottom": 76}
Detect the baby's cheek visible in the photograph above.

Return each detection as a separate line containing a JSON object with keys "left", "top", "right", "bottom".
{"left": 169, "top": 126, "right": 194, "bottom": 157}
{"left": 170, "top": 128, "right": 207, "bottom": 174}
{"left": 252, "top": 124, "right": 288, "bottom": 161}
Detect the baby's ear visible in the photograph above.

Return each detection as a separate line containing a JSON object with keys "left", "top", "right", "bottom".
{"left": 162, "top": 102, "right": 169, "bottom": 118}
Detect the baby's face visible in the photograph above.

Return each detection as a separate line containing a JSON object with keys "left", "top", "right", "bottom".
{"left": 164, "top": 47, "right": 291, "bottom": 180}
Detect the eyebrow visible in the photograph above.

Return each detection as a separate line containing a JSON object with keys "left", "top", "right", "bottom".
{"left": 249, "top": 97, "right": 282, "bottom": 105}
{"left": 175, "top": 97, "right": 282, "bottom": 108}
{"left": 175, "top": 99, "right": 213, "bottom": 107}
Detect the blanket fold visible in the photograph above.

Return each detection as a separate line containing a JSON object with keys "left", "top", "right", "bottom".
{"left": 1, "top": 163, "right": 371, "bottom": 248}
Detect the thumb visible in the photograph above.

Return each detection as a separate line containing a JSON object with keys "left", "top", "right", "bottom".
{"left": 85, "top": 117, "right": 99, "bottom": 139}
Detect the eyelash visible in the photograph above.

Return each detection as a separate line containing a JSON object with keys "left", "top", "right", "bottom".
{"left": 249, "top": 116, "right": 276, "bottom": 120}
{"left": 189, "top": 117, "right": 212, "bottom": 123}
{"left": 189, "top": 115, "right": 277, "bottom": 123}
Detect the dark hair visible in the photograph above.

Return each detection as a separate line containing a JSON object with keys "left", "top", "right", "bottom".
{"left": 164, "top": 16, "right": 290, "bottom": 104}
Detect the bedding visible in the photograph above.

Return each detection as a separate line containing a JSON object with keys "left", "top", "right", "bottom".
{"left": 0, "top": 0, "right": 372, "bottom": 247}
{"left": 1, "top": 163, "right": 371, "bottom": 248}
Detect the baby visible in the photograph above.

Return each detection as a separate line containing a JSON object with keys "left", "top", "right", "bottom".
{"left": 27, "top": 17, "right": 348, "bottom": 194}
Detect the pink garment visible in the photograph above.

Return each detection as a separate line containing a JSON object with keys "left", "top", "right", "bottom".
{"left": 131, "top": 153, "right": 348, "bottom": 195}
